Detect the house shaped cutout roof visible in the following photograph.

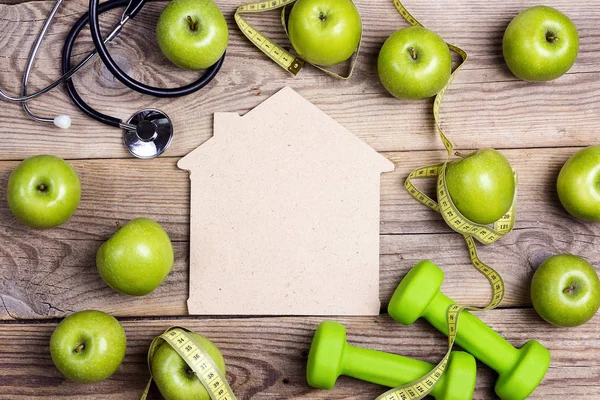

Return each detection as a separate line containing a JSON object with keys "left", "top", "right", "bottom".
{"left": 178, "top": 86, "right": 395, "bottom": 173}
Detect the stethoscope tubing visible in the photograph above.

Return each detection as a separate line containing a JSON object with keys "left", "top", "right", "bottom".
{"left": 22, "top": 0, "right": 65, "bottom": 123}
{"left": 0, "top": 45, "right": 87, "bottom": 103}
{"left": 60, "top": 0, "right": 226, "bottom": 128}
{"left": 3, "top": 0, "right": 226, "bottom": 132}
{"left": 61, "top": 0, "right": 131, "bottom": 128}
{"left": 88, "top": 0, "right": 225, "bottom": 98}
{"left": 0, "top": 1, "right": 125, "bottom": 105}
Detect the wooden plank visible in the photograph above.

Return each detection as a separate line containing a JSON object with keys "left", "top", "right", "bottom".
{"left": 1, "top": 147, "right": 599, "bottom": 318}
{"left": 1, "top": 0, "right": 599, "bottom": 159}
{"left": 0, "top": 229, "right": 593, "bottom": 318}
{"left": 0, "top": 312, "right": 597, "bottom": 399}
{"left": 381, "top": 147, "right": 579, "bottom": 235}
{"left": 0, "top": 233, "right": 544, "bottom": 319}
{"left": 0, "top": 147, "right": 586, "bottom": 239}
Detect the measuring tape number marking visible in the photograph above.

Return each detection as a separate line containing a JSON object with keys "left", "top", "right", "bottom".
{"left": 234, "top": 0, "right": 304, "bottom": 75}
{"left": 141, "top": 327, "right": 237, "bottom": 400}
{"left": 235, "top": 0, "right": 361, "bottom": 79}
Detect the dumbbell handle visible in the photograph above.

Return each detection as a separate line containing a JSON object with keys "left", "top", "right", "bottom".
{"left": 342, "top": 343, "right": 448, "bottom": 397}
{"left": 424, "top": 291, "right": 519, "bottom": 374}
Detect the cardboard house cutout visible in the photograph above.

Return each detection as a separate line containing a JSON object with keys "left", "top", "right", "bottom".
{"left": 178, "top": 87, "right": 394, "bottom": 315}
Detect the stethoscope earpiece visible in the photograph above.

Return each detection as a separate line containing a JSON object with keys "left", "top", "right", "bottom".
{"left": 123, "top": 109, "right": 173, "bottom": 159}
{"left": 53, "top": 115, "right": 72, "bottom": 129}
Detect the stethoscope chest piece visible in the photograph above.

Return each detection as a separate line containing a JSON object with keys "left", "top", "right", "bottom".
{"left": 123, "top": 109, "right": 173, "bottom": 159}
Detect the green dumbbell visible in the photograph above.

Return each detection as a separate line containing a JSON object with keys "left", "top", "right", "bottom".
{"left": 388, "top": 260, "right": 551, "bottom": 400}
{"left": 306, "top": 321, "right": 476, "bottom": 400}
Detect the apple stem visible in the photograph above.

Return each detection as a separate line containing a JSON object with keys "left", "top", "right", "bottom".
{"left": 186, "top": 15, "right": 198, "bottom": 32}
{"left": 38, "top": 184, "right": 46, "bottom": 192}
{"left": 115, "top": 221, "right": 121, "bottom": 230}
{"left": 563, "top": 285, "right": 575, "bottom": 294}
{"left": 454, "top": 151, "right": 468, "bottom": 159}
{"left": 408, "top": 47, "right": 418, "bottom": 60}
{"left": 74, "top": 343, "right": 85, "bottom": 354}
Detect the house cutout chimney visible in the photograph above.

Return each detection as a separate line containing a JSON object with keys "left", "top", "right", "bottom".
{"left": 178, "top": 87, "right": 394, "bottom": 315}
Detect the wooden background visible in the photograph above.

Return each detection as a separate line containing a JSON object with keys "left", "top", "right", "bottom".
{"left": 1, "top": 0, "right": 599, "bottom": 398}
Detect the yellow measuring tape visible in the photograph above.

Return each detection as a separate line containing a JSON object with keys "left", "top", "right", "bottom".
{"left": 234, "top": 0, "right": 361, "bottom": 79}
{"left": 141, "top": 327, "right": 237, "bottom": 400}
{"left": 391, "top": 0, "right": 467, "bottom": 156}
{"left": 406, "top": 163, "right": 517, "bottom": 245}
{"left": 376, "top": 2, "right": 515, "bottom": 399}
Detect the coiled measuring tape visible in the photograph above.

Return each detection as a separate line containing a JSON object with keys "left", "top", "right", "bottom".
{"left": 141, "top": 327, "right": 237, "bottom": 400}
{"left": 391, "top": 0, "right": 468, "bottom": 156}
{"left": 375, "top": 2, "right": 516, "bottom": 400}
{"left": 234, "top": 0, "right": 361, "bottom": 79}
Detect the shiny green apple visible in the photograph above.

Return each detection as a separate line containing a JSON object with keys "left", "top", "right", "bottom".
{"left": 151, "top": 331, "right": 226, "bottom": 400}
{"left": 156, "top": 0, "right": 228, "bottom": 70}
{"left": 503, "top": 6, "right": 578, "bottom": 81}
{"left": 7, "top": 155, "right": 80, "bottom": 229}
{"left": 531, "top": 254, "right": 600, "bottom": 327}
{"left": 288, "top": 0, "right": 362, "bottom": 66}
{"left": 557, "top": 146, "right": 600, "bottom": 221}
{"left": 96, "top": 218, "right": 174, "bottom": 296}
{"left": 378, "top": 26, "right": 451, "bottom": 100}
{"left": 445, "top": 148, "right": 515, "bottom": 225}
{"left": 50, "top": 310, "right": 126, "bottom": 383}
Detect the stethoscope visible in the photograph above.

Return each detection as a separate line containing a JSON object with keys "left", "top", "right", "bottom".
{"left": 1, "top": 0, "right": 225, "bottom": 158}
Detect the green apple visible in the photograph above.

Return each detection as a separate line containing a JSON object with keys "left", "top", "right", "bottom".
{"left": 151, "top": 331, "right": 226, "bottom": 400}
{"left": 288, "top": 0, "right": 362, "bottom": 66}
{"left": 531, "top": 254, "right": 600, "bottom": 327}
{"left": 96, "top": 218, "right": 174, "bottom": 296}
{"left": 557, "top": 146, "right": 600, "bottom": 221}
{"left": 503, "top": 6, "right": 578, "bottom": 81}
{"left": 378, "top": 26, "right": 452, "bottom": 100}
{"left": 445, "top": 148, "right": 515, "bottom": 225}
{"left": 7, "top": 155, "right": 80, "bottom": 229}
{"left": 156, "top": 0, "right": 228, "bottom": 70}
{"left": 50, "top": 310, "right": 126, "bottom": 383}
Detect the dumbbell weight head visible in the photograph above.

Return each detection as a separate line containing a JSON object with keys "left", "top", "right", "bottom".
{"left": 387, "top": 259, "right": 445, "bottom": 325}
{"left": 494, "top": 339, "right": 552, "bottom": 400}
{"left": 306, "top": 320, "right": 346, "bottom": 389}
{"left": 430, "top": 351, "right": 477, "bottom": 400}
{"left": 306, "top": 321, "right": 477, "bottom": 400}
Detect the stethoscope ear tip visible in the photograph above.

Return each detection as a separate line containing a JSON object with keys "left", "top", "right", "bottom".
{"left": 53, "top": 115, "right": 71, "bottom": 129}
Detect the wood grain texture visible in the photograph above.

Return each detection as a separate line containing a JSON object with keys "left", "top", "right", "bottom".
{"left": 0, "top": 147, "right": 588, "bottom": 241}
{"left": 0, "top": 147, "right": 598, "bottom": 319}
{"left": 0, "top": 312, "right": 598, "bottom": 399}
{"left": 1, "top": 0, "right": 599, "bottom": 397}
{"left": 1, "top": 0, "right": 600, "bottom": 159}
